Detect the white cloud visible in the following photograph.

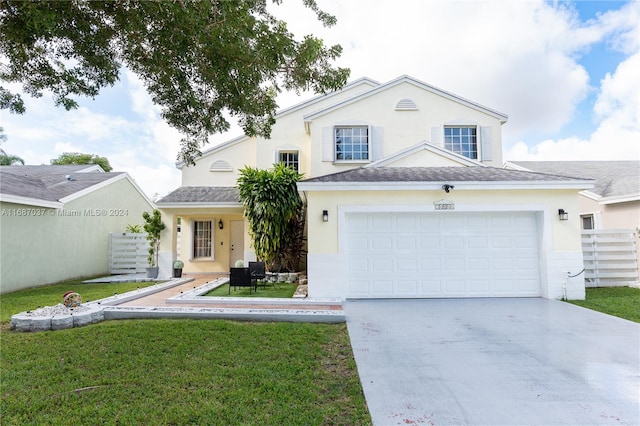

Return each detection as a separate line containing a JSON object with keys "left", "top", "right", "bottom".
{"left": 505, "top": 51, "right": 640, "bottom": 161}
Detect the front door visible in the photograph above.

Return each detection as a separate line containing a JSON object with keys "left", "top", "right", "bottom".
{"left": 229, "top": 220, "right": 244, "bottom": 268}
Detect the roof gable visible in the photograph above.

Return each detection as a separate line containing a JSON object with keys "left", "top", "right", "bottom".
{"left": 366, "top": 141, "right": 484, "bottom": 169}
{"left": 303, "top": 75, "right": 509, "bottom": 124}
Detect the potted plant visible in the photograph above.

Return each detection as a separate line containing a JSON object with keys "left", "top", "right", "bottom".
{"left": 173, "top": 260, "right": 184, "bottom": 278}
{"left": 142, "top": 209, "right": 165, "bottom": 278}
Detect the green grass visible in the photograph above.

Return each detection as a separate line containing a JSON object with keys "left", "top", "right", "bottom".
{"left": 0, "top": 280, "right": 371, "bottom": 425}
{"left": 568, "top": 287, "right": 640, "bottom": 323}
{"left": 1, "top": 320, "right": 370, "bottom": 425}
{"left": 205, "top": 282, "right": 298, "bottom": 298}
{"left": 0, "top": 279, "right": 156, "bottom": 323}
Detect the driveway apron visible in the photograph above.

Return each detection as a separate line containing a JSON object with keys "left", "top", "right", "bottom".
{"left": 344, "top": 298, "right": 640, "bottom": 426}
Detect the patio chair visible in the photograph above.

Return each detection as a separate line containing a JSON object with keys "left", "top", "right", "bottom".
{"left": 229, "top": 267, "right": 256, "bottom": 294}
{"left": 249, "top": 261, "right": 266, "bottom": 288}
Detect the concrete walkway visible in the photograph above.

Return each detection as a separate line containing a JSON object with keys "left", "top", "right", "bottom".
{"left": 345, "top": 298, "right": 640, "bottom": 426}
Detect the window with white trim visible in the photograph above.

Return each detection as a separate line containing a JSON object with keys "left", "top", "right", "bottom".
{"left": 278, "top": 151, "right": 299, "bottom": 172}
{"left": 444, "top": 126, "right": 477, "bottom": 159}
{"left": 192, "top": 220, "right": 213, "bottom": 259}
{"left": 335, "top": 126, "right": 369, "bottom": 161}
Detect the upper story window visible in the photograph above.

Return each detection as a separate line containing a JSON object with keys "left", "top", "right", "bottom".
{"left": 444, "top": 126, "right": 477, "bottom": 159}
{"left": 335, "top": 126, "right": 369, "bottom": 161}
{"left": 278, "top": 151, "right": 299, "bottom": 172}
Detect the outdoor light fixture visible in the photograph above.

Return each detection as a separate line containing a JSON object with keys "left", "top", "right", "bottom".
{"left": 558, "top": 209, "right": 568, "bottom": 221}
{"left": 442, "top": 184, "right": 455, "bottom": 193}
{"left": 218, "top": 218, "right": 224, "bottom": 229}
{"left": 322, "top": 210, "right": 329, "bottom": 222}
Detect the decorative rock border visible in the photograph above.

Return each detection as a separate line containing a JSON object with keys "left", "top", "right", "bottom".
{"left": 9, "top": 278, "right": 192, "bottom": 332}
{"left": 10, "top": 305, "right": 104, "bottom": 332}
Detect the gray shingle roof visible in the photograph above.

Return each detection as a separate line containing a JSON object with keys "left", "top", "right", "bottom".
{"left": 157, "top": 186, "right": 240, "bottom": 204}
{"left": 300, "top": 166, "right": 590, "bottom": 183}
{"left": 0, "top": 165, "right": 123, "bottom": 202}
{"left": 509, "top": 161, "right": 640, "bottom": 198}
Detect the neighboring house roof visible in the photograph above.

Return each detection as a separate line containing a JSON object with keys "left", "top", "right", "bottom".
{"left": 0, "top": 165, "right": 151, "bottom": 208}
{"left": 505, "top": 161, "right": 640, "bottom": 204}
{"left": 298, "top": 166, "right": 594, "bottom": 191}
{"left": 303, "top": 75, "right": 509, "bottom": 124}
{"left": 156, "top": 186, "right": 241, "bottom": 207}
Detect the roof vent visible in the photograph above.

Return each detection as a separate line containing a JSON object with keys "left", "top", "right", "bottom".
{"left": 395, "top": 98, "right": 418, "bottom": 111}
{"left": 209, "top": 160, "right": 233, "bottom": 172}
{"left": 65, "top": 175, "right": 74, "bottom": 181}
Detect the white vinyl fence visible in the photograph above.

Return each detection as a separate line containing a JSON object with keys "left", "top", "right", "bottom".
{"left": 109, "top": 233, "right": 148, "bottom": 274}
{"left": 582, "top": 229, "right": 639, "bottom": 287}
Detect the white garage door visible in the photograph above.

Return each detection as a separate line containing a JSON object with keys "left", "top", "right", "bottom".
{"left": 345, "top": 211, "right": 541, "bottom": 298}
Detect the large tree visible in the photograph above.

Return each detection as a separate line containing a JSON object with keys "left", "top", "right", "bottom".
{"left": 50, "top": 152, "right": 113, "bottom": 172}
{"left": 0, "top": 0, "right": 350, "bottom": 164}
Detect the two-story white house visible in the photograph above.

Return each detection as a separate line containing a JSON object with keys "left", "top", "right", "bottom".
{"left": 157, "top": 75, "right": 593, "bottom": 300}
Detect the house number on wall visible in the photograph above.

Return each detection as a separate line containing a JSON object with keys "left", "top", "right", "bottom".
{"left": 434, "top": 200, "right": 455, "bottom": 210}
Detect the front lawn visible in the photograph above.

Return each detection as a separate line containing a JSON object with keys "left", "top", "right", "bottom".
{"left": 1, "top": 319, "right": 370, "bottom": 425}
{"left": 0, "top": 280, "right": 371, "bottom": 425}
{"left": 568, "top": 287, "right": 640, "bottom": 323}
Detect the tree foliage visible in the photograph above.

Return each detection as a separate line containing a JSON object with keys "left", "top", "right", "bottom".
{"left": 0, "top": 127, "right": 23, "bottom": 165}
{"left": 50, "top": 152, "right": 113, "bottom": 171}
{"left": 0, "top": 0, "right": 350, "bottom": 164}
{"left": 237, "top": 163, "right": 305, "bottom": 272}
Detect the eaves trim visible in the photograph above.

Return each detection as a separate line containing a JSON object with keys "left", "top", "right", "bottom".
{"left": 155, "top": 202, "right": 243, "bottom": 209}
{"left": 298, "top": 180, "right": 594, "bottom": 192}
{"left": 0, "top": 194, "right": 64, "bottom": 209}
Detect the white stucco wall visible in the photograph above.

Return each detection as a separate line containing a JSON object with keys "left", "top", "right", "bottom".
{"left": 0, "top": 177, "right": 154, "bottom": 293}
{"left": 308, "top": 81, "right": 504, "bottom": 178}
{"left": 303, "top": 188, "right": 585, "bottom": 300}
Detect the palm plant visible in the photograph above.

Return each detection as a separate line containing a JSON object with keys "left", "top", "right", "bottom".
{"left": 237, "top": 163, "right": 305, "bottom": 272}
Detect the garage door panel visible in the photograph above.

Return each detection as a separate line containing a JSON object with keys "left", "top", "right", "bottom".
{"left": 444, "top": 280, "right": 466, "bottom": 294}
{"left": 372, "top": 236, "right": 393, "bottom": 250}
{"left": 444, "top": 236, "right": 465, "bottom": 249}
{"left": 420, "top": 236, "right": 440, "bottom": 249}
{"left": 397, "top": 236, "right": 418, "bottom": 250}
{"left": 397, "top": 280, "right": 418, "bottom": 295}
{"left": 372, "top": 258, "right": 394, "bottom": 272}
{"left": 372, "top": 280, "right": 393, "bottom": 296}
{"left": 469, "top": 279, "right": 491, "bottom": 294}
{"left": 397, "top": 258, "right": 418, "bottom": 272}
{"left": 346, "top": 212, "right": 541, "bottom": 298}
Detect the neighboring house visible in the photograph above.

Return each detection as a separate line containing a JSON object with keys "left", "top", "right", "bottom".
{"left": 0, "top": 165, "right": 154, "bottom": 293}
{"left": 505, "top": 161, "right": 640, "bottom": 278}
{"left": 157, "top": 75, "right": 593, "bottom": 300}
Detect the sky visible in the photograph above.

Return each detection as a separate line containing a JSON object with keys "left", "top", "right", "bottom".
{"left": 1, "top": 0, "right": 638, "bottom": 199}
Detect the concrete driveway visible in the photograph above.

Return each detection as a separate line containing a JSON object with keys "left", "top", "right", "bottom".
{"left": 345, "top": 298, "right": 640, "bottom": 426}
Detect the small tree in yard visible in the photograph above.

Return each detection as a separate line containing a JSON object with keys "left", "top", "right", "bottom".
{"left": 237, "top": 164, "right": 305, "bottom": 272}
{"left": 142, "top": 209, "right": 165, "bottom": 267}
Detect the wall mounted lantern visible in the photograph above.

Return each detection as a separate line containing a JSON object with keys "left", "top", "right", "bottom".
{"left": 322, "top": 210, "right": 329, "bottom": 222}
{"left": 442, "top": 184, "right": 455, "bottom": 193}
{"left": 558, "top": 209, "right": 568, "bottom": 221}
{"left": 218, "top": 218, "right": 224, "bottom": 229}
